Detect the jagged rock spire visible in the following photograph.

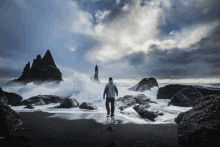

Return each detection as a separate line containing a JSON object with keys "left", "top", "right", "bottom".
{"left": 93, "top": 65, "right": 100, "bottom": 83}
{"left": 13, "top": 50, "right": 62, "bottom": 84}
{"left": 42, "top": 49, "right": 56, "bottom": 68}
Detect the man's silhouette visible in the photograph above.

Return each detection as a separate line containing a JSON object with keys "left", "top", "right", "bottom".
{"left": 103, "top": 77, "right": 118, "bottom": 117}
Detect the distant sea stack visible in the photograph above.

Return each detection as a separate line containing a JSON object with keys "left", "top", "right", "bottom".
{"left": 93, "top": 65, "right": 100, "bottom": 83}
{"left": 12, "top": 50, "right": 62, "bottom": 84}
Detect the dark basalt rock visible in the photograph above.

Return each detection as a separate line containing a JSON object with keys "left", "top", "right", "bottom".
{"left": 79, "top": 102, "right": 97, "bottom": 110}
{"left": 12, "top": 50, "right": 62, "bottom": 84}
{"left": 34, "top": 95, "right": 63, "bottom": 104}
{"left": 24, "top": 104, "right": 34, "bottom": 109}
{"left": 157, "top": 84, "right": 189, "bottom": 99}
{"left": 22, "top": 97, "right": 46, "bottom": 106}
{"left": 16, "top": 62, "right": 30, "bottom": 81}
{"left": 0, "top": 87, "right": 22, "bottom": 137}
{"left": 168, "top": 87, "right": 204, "bottom": 107}
{"left": 128, "top": 77, "right": 159, "bottom": 92}
{"left": 175, "top": 94, "right": 220, "bottom": 147}
{"left": 18, "top": 95, "right": 63, "bottom": 106}
{"left": 133, "top": 105, "right": 163, "bottom": 121}
{"left": 157, "top": 84, "right": 220, "bottom": 99}
{"left": 116, "top": 94, "right": 157, "bottom": 111}
{"left": 54, "top": 99, "right": 79, "bottom": 108}
{"left": 3, "top": 92, "right": 23, "bottom": 106}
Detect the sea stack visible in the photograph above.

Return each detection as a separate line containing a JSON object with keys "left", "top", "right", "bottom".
{"left": 12, "top": 50, "right": 62, "bottom": 84}
{"left": 93, "top": 65, "right": 100, "bottom": 83}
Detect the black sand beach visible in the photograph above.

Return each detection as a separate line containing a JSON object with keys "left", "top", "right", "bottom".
{"left": 0, "top": 112, "right": 180, "bottom": 147}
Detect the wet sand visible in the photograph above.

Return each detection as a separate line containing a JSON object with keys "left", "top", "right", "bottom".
{"left": 0, "top": 112, "right": 180, "bottom": 147}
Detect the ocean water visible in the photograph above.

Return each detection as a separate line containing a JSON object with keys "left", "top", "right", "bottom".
{"left": 2, "top": 75, "right": 219, "bottom": 124}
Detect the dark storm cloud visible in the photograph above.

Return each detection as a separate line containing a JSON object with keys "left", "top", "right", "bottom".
{"left": 123, "top": 51, "right": 146, "bottom": 66}
{"left": 120, "top": 35, "right": 220, "bottom": 79}
{"left": 150, "top": 68, "right": 188, "bottom": 79}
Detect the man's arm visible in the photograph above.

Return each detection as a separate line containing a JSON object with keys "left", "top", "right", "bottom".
{"left": 103, "top": 85, "right": 107, "bottom": 99}
{"left": 115, "top": 86, "right": 118, "bottom": 97}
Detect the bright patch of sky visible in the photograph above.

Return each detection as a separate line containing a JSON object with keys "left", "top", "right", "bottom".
{"left": 1, "top": 0, "right": 220, "bottom": 82}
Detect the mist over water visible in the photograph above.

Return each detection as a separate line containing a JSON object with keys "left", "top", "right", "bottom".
{"left": 2, "top": 74, "right": 220, "bottom": 124}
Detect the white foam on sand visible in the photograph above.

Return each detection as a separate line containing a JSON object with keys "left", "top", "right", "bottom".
{"left": 5, "top": 74, "right": 212, "bottom": 124}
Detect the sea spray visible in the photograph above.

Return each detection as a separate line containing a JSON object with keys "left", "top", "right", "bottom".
{"left": 4, "top": 75, "right": 212, "bottom": 124}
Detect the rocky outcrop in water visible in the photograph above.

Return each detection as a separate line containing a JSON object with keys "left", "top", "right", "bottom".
{"left": 93, "top": 65, "right": 100, "bottom": 83}
{"left": 79, "top": 102, "right": 97, "bottom": 110}
{"left": 20, "top": 95, "right": 63, "bottom": 106}
{"left": 168, "top": 87, "right": 204, "bottom": 107}
{"left": 12, "top": 50, "right": 62, "bottom": 84}
{"left": 175, "top": 94, "right": 220, "bottom": 147}
{"left": 133, "top": 105, "right": 163, "bottom": 121}
{"left": 128, "top": 77, "right": 159, "bottom": 92}
{"left": 157, "top": 84, "right": 220, "bottom": 99}
{"left": 22, "top": 97, "right": 46, "bottom": 106}
{"left": 54, "top": 99, "right": 79, "bottom": 108}
{"left": 24, "top": 104, "right": 34, "bottom": 109}
{"left": 3, "top": 92, "right": 23, "bottom": 106}
{"left": 0, "top": 87, "right": 22, "bottom": 137}
{"left": 35, "top": 95, "right": 63, "bottom": 104}
{"left": 116, "top": 94, "right": 157, "bottom": 111}
{"left": 116, "top": 94, "right": 162, "bottom": 121}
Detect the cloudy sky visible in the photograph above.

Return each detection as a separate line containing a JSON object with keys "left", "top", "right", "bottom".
{"left": 0, "top": 0, "right": 220, "bottom": 83}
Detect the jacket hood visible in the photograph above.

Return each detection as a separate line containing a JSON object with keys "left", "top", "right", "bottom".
{"left": 109, "top": 80, "right": 113, "bottom": 84}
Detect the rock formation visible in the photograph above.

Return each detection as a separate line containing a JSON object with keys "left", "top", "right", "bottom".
{"left": 93, "top": 65, "right": 100, "bottom": 83}
{"left": 175, "top": 94, "right": 220, "bottom": 147}
{"left": 3, "top": 92, "right": 23, "bottom": 106}
{"left": 22, "top": 97, "right": 46, "bottom": 106}
{"left": 133, "top": 105, "right": 163, "bottom": 121}
{"left": 20, "top": 95, "right": 63, "bottom": 106}
{"left": 168, "top": 87, "right": 204, "bottom": 107}
{"left": 128, "top": 77, "right": 159, "bottom": 92}
{"left": 116, "top": 94, "right": 157, "bottom": 111}
{"left": 116, "top": 94, "right": 162, "bottom": 121}
{"left": 12, "top": 50, "right": 62, "bottom": 84}
{"left": 24, "top": 104, "right": 34, "bottom": 109}
{"left": 79, "top": 102, "right": 97, "bottom": 110}
{"left": 0, "top": 87, "right": 22, "bottom": 137}
{"left": 54, "top": 98, "right": 79, "bottom": 108}
{"left": 157, "top": 84, "right": 220, "bottom": 99}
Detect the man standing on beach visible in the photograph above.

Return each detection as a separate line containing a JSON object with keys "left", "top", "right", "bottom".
{"left": 103, "top": 77, "right": 118, "bottom": 117}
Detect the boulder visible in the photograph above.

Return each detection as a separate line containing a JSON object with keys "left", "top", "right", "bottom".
{"left": 0, "top": 87, "right": 22, "bottom": 137}
{"left": 79, "top": 102, "right": 97, "bottom": 110}
{"left": 128, "top": 77, "right": 158, "bottom": 92}
{"left": 157, "top": 84, "right": 188, "bottom": 99}
{"left": 175, "top": 94, "right": 220, "bottom": 147}
{"left": 134, "top": 94, "right": 157, "bottom": 104}
{"left": 24, "top": 104, "right": 34, "bottom": 109}
{"left": 22, "top": 97, "right": 45, "bottom": 105}
{"left": 12, "top": 50, "right": 62, "bottom": 84}
{"left": 20, "top": 95, "right": 63, "bottom": 106}
{"left": 168, "top": 87, "right": 204, "bottom": 107}
{"left": 157, "top": 84, "right": 220, "bottom": 99}
{"left": 116, "top": 94, "right": 156, "bottom": 111}
{"left": 34, "top": 95, "right": 62, "bottom": 104}
{"left": 3, "top": 91, "right": 23, "bottom": 106}
{"left": 133, "top": 105, "right": 163, "bottom": 121}
{"left": 54, "top": 99, "right": 79, "bottom": 108}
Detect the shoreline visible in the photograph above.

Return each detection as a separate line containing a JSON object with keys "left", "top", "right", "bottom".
{"left": 0, "top": 111, "right": 180, "bottom": 147}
